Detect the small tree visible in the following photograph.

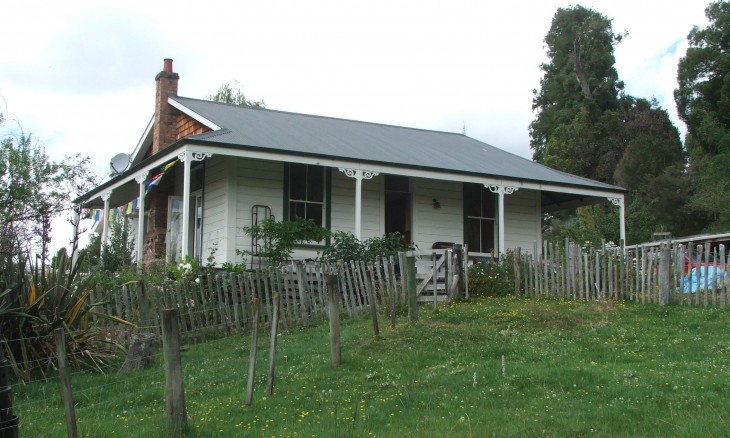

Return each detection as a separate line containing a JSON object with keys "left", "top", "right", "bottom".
{"left": 208, "top": 80, "right": 266, "bottom": 108}
{"left": 100, "top": 218, "right": 135, "bottom": 273}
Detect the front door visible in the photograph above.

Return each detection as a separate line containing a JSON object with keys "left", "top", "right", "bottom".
{"left": 384, "top": 175, "right": 411, "bottom": 243}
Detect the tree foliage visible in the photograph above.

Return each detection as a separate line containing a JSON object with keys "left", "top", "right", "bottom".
{"left": 530, "top": 5, "right": 624, "bottom": 172}
{"left": 0, "top": 111, "right": 96, "bottom": 268}
{"left": 675, "top": 1, "right": 730, "bottom": 231}
{"left": 208, "top": 80, "right": 266, "bottom": 108}
{"left": 531, "top": 5, "right": 688, "bottom": 244}
{"left": 100, "top": 218, "right": 135, "bottom": 273}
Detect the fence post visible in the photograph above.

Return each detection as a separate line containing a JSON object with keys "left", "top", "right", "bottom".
{"left": 659, "top": 244, "right": 670, "bottom": 305}
{"left": 463, "top": 245, "right": 469, "bottom": 300}
{"left": 54, "top": 328, "right": 78, "bottom": 438}
{"left": 267, "top": 294, "right": 280, "bottom": 396}
{"left": 327, "top": 274, "right": 341, "bottom": 367}
{"left": 513, "top": 247, "right": 521, "bottom": 296}
{"left": 367, "top": 263, "right": 380, "bottom": 337}
{"left": 245, "top": 298, "right": 261, "bottom": 405}
{"left": 161, "top": 309, "right": 187, "bottom": 435}
{"left": 432, "top": 252, "right": 438, "bottom": 308}
{"left": 406, "top": 255, "right": 418, "bottom": 322}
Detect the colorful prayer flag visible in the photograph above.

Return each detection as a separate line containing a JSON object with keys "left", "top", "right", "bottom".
{"left": 162, "top": 159, "right": 178, "bottom": 172}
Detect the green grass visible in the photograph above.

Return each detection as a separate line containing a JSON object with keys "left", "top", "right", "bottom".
{"left": 14, "top": 297, "right": 730, "bottom": 437}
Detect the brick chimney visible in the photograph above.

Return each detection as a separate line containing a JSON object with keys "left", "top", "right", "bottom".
{"left": 144, "top": 58, "right": 179, "bottom": 264}
{"left": 152, "top": 58, "right": 179, "bottom": 155}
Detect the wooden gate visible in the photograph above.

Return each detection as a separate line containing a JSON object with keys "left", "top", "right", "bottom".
{"left": 410, "top": 249, "right": 461, "bottom": 302}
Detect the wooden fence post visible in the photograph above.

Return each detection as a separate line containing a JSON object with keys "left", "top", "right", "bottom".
{"left": 161, "top": 309, "right": 187, "bottom": 436}
{"left": 246, "top": 298, "right": 261, "bottom": 405}
{"left": 659, "top": 244, "right": 670, "bottom": 305}
{"left": 513, "top": 247, "right": 521, "bottom": 296}
{"left": 463, "top": 244, "right": 469, "bottom": 300}
{"left": 406, "top": 255, "right": 418, "bottom": 322}
{"left": 367, "top": 263, "right": 380, "bottom": 337}
{"left": 267, "top": 294, "right": 280, "bottom": 396}
{"left": 327, "top": 274, "right": 341, "bottom": 367}
{"left": 432, "top": 252, "right": 438, "bottom": 308}
{"left": 54, "top": 328, "right": 78, "bottom": 438}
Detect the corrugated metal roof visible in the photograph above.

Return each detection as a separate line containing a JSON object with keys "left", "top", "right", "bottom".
{"left": 171, "top": 96, "right": 624, "bottom": 193}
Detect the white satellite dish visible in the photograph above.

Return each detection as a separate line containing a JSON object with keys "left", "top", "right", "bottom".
{"left": 109, "top": 153, "right": 131, "bottom": 175}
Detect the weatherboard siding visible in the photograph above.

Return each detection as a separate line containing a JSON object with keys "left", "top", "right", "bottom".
{"left": 412, "top": 178, "right": 463, "bottom": 251}
{"left": 504, "top": 189, "right": 540, "bottom": 254}
{"left": 232, "top": 159, "right": 284, "bottom": 260}
{"left": 202, "top": 155, "right": 230, "bottom": 264}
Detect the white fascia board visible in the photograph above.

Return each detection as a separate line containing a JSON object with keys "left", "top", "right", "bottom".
{"left": 183, "top": 143, "right": 624, "bottom": 199}
{"left": 130, "top": 116, "right": 154, "bottom": 164}
{"left": 78, "top": 149, "right": 184, "bottom": 204}
{"left": 168, "top": 97, "right": 221, "bottom": 131}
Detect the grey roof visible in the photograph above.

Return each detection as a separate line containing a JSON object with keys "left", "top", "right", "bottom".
{"left": 172, "top": 96, "right": 624, "bottom": 193}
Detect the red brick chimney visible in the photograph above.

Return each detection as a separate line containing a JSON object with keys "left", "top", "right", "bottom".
{"left": 144, "top": 58, "right": 180, "bottom": 264}
{"left": 152, "top": 58, "right": 179, "bottom": 155}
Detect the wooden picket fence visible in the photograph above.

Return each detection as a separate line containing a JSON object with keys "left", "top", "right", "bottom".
{"left": 514, "top": 240, "right": 730, "bottom": 306}
{"left": 88, "top": 250, "right": 465, "bottom": 345}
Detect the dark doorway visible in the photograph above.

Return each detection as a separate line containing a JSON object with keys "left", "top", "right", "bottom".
{"left": 384, "top": 175, "right": 411, "bottom": 243}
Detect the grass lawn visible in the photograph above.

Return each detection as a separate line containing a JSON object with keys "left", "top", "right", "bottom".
{"left": 14, "top": 296, "right": 730, "bottom": 437}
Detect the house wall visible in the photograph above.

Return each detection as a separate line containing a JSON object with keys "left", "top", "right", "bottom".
{"left": 201, "top": 155, "right": 231, "bottom": 264}
{"left": 504, "top": 189, "right": 541, "bottom": 255}
{"left": 411, "top": 178, "right": 463, "bottom": 251}
{"left": 330, "top": 171, "right": 382, "bottom": 239}
{"left": 232, "top": 158, "right": 285, "bottom": 263}
{"left": 201, "top": 157, "right": 543, "bottom": 264}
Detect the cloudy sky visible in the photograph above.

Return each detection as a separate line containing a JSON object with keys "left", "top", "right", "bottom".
{"left": 0, "top": 0, "right": 712, "bottom": 251}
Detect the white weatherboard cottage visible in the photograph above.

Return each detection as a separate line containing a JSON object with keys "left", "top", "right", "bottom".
{"left": 76, "top": 59, "right": 626, "bottom": 268}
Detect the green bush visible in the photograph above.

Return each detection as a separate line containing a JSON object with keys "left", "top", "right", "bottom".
{"left": 241, "top": 218, "right": 330, "bottom": 267}
{"left": 320, "top": 231, "right": 414, "bottom": 263}
{"left": 468, "top": 252, "right": 515, "bottom": 297}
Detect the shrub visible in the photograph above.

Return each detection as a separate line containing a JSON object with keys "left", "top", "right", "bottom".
{"left": 468, "top": 252, "right": 515, "bottom": 297}
{"left": 320, "top": 231, "right": 414, "bottom": 263}
{"left": 100, "top": 218, "right": 135, "bottom": 272}
{"left": 241, "top": 218, "right": 330, "bottom": 267}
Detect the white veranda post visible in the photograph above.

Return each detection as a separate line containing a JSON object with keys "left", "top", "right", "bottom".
{"left": 486, "top": 185, "right": 518, "bottom": 255}
{"left": 101, "top": 190, "right": 112, "bottom": 246}
{"left": 135, "top": 171, "right": 148, "bottom": 268}
{"left": 608, "top": 196, "right": 626, "bottom": 246}
{"left": 179, "top": 150, "right": 212, "bottom": 260}
{"left": 338, "top": 168, "right": 379, "bottom": 240}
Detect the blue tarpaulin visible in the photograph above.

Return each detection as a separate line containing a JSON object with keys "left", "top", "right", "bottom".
{"left": 680, "top": 266, "right": 727, "bottom": 293}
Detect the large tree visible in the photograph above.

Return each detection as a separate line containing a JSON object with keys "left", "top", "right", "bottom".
{"left": 530, "top": 4, "right": 624, "bottom": 180}
{"left": 675, "top": 0, "right": 730, "bottom": 231}
{"left": 532, "top": 5, "right": 688, "bottom": 244}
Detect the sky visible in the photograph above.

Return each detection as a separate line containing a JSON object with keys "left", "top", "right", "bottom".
{"left": 0, "top": 0, "right": 712, "bottom": 254}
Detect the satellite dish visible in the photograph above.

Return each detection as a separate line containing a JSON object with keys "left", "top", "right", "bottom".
{"left": 109, "top": 153, "right": 131, "bottom": 175}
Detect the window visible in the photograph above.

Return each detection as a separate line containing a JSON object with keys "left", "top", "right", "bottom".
{"left": 464, "top": 184, "right": 496, "bottom": 254}
{"left": 287, "top": 164, "right": 325, "bottom": 227}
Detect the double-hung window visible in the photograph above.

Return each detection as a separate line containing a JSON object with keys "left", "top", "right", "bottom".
{"left": 287, "top": 164, "right": 325, "bottom": 227}
{"left": 464, "top": 183, "right": 497, "bottom": 254}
